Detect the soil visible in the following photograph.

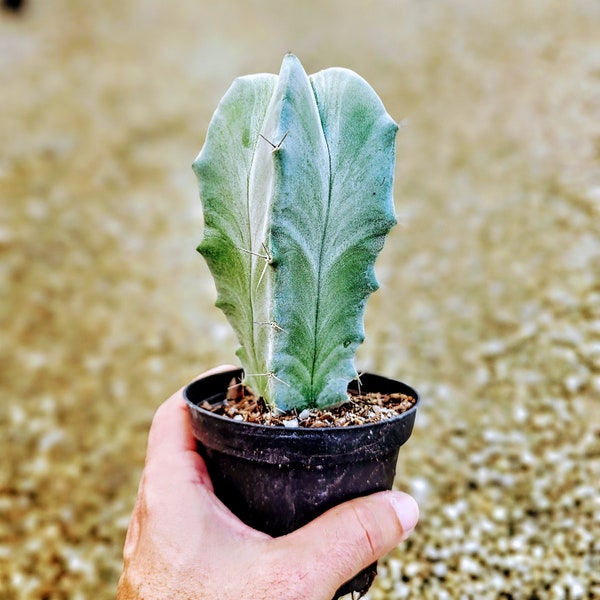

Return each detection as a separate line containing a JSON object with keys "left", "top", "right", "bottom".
{"left": 198, "top": 376, "right": 417, "bottom": 427}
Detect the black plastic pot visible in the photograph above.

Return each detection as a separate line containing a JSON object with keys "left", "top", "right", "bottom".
{"left": 184, "top": 368, "right": 419, "bottom": 599}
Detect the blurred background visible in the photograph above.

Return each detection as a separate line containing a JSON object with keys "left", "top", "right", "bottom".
{"left": 1, "top": 0, "right": 599, "bottom": 598}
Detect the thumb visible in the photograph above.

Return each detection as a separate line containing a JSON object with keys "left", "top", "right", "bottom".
{"left": 279, "top": 491, "right": 419, "bottom": 596}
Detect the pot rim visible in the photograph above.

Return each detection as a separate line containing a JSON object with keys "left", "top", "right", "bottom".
{"left": 184, "top": 368, "right": 420, "bottom": 435}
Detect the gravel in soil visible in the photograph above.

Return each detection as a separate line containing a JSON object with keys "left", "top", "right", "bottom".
{"left": 207, "top": 377, "right": 416, "bottom": 427}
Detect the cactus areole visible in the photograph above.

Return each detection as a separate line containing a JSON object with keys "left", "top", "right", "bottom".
{"left": 193, "top": 53, "right": 398, "bottom": 412}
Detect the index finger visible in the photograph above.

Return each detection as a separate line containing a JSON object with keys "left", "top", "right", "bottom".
{"left": 146, "top": 364, "right": 237, "bottom": 461}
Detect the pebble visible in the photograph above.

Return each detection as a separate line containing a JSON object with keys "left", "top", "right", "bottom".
{"left": 0, "top": 226, "right": 13, "bottom": 246}
{"left": 431, "top": 562, "right": 447, "bottom": 578}
{"left": 512, "top": 404, "right": 528, "bottom": 423}
{"left": 38, "top": 429, "right": 66, "bottom": 452}
{"left": 409, "top": 477, "right": 431, "bottom": 505}
{"left": 443, "top": 499, "right": 468, "bottom": 520}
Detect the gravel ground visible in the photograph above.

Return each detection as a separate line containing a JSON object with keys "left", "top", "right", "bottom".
{"left": 1, "top": 1, "right": 599, "bottom": 598}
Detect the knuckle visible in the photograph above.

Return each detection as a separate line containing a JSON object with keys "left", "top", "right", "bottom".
{"left": 349, "top": 502, "right": 381, "bottom": 558}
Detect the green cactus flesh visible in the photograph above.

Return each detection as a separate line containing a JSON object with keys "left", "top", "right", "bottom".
{"left": 193, "top": 54, "right": 397, "bottom": 411}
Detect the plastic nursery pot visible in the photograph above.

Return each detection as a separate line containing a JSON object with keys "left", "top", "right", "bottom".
{"left": 184, "top": 368, "right": 419, "bottom": 600}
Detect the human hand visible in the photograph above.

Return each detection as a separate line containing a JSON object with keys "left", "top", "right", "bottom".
{"left": 117, "top": 366, "right": 419, "bottom": 600}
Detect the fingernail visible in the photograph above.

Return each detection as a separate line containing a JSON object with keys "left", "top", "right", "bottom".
{"left": 390, "top": 493, "right": 419, "bottom": 539}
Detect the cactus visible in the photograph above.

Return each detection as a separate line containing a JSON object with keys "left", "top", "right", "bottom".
{"left": 193, "top": 54, "right": 397, "bottom": 411}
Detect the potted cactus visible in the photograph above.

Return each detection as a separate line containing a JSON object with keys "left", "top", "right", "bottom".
{"left": 184, "top": 54, "right": 419, "bottom": 599}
